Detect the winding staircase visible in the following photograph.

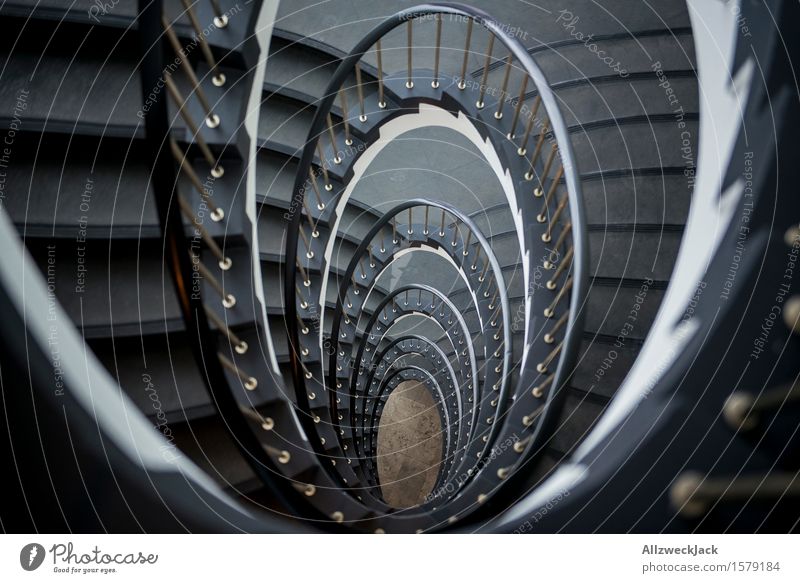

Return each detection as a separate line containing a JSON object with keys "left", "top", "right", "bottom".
{"left": 0, "top": 0, "right": 798, "bottom": 533}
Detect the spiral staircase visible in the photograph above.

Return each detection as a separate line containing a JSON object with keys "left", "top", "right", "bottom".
{"left": 0, "top": 0, "right": 798, "bottom": 533}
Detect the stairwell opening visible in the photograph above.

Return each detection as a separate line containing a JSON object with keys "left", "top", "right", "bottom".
{"left": 376, "top": 380, "right": 443, "bottom": 507}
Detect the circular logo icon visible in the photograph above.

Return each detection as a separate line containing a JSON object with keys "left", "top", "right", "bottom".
{"left": 20, "top": 543, "right": 45, "bottom": 571}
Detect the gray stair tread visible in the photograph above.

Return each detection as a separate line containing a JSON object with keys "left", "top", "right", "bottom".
{"left": 0, "top": 48, "right": 142, "bottom": 132}
{"left": 582, "top": 172, "right": 693, "bottom": 226}
{"left": 26, "top": 239, "right": 182, "bottom": 331}
{"left": 89, "top": 333, "right": 211, "bottom": 418}
{"left": 571, "top": 120, "right": 699, "bottom": 174}
{"left": 571, "top": 339, "right": 640, "bottom": 398}
{"left": 256, "top": 151, "right": 303, "bottom": 204}
{"left": 350, "top": 125, "right": 507, "bottom": 217}
{"left": 5, "top": 146, "right": 157, "bottom": 236}
{"left": 259, "top": 96, "right": 316, "bottom": 155}
{"left": 275, "top": 1, "right": 691, "bottom": 66}
{"left": 485, "top": 30, "right": 695, "bottom": 91}
{"left": 589, "top": 229, "right": 682, "bottom": 281}
{"left": 555, "top": 77, "right": 698, "bottom": 129}
{"left": 585, "top": 283, "right": 665, "bottom": 340}
{"left": 549, "top": 391, "right": 606, "bottom": 454}
{"left": 267, "top": 37, "right": 341, "bottom": 100}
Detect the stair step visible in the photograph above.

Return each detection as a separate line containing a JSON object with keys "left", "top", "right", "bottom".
{"left": 570, "top": 119, "right": 699, "bottom": 174}
{"left": 25, "top": 238, "right": 182, "bottom": 334}
{"left": 589, "top": 229, "right": 682, "bottom": 281}
{"left": 3, "top": 135, "right": 158, "bottom": 238}
{"left": 0, "top": 27, "right": 143, "bottom": 133}
{"left": 585, "top": 283, "right": 665, "bottom": 340}
{"left": 89, "top": 332, "right": 212, "bottom": 420}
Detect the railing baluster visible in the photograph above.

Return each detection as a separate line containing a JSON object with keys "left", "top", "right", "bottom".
{"left": 508, "top": 75, "right": 529, "bottom": 138}
{"left": 297, "top": 312, "right": 309, "bottom": 335}
{"left": 308, "top": 167, "right": 326, "bottom": 211}
{"left": 205, "top": 305, "right": 248, "bottom": 353}
{"left": 197, "top": 260, "right": 236, "bottom": 308}
{"left": 326, "top": 114, "right": 341, "bottom": 164}
{"left": 543, "top": 194, "right": 568, "bottom": 242}
{"left": 164, "top": 74, "right": 223, "bottom": 175}
{"left": 525, "top": 119, "right": 550, "bottom": 180}
{"left": 490, "top": 304, "right": 501, "bottom": 327}
{"left": 170, "top": 139, "right": 224, "bottom": 221}
{"left": 488, "top": 289, "right": 498, "bottom": 310}
{"left": 531, "top": 373, "right": 555, "bottom": 398}
{"left": 354, "top": 64, "right": 367, "bottom": 121}
{"left": 476, "top": 34, "right": 495, "bottom": 108}
{"left": 517, "top": 95, "right": 540, "bottom": 155}
{"left": 479, "top": 259, "right": 490, "bottom": 282}
{"left": 339, "top": 89, "right": 353, "bottom": 145}
{"left": 302, "top": 198, "right": 320, "bottom": 237}
{"left": 180, "top": 0, "right": 226, "bottom": 86}
{"left": 494, "top": 53, "right": 513, "bottom": 119}
{"left": 547, "top": 222, "right": 572, "bottom": 267}
{"left": 162, "top": 17, "right": 220, "bottom": 128}
{"left": 543, "top": 310, "right": 569, "bottom": 344}
{"left": 544, "top": 276, "right": 572, "bottom": 317}
{"left": 218, "top": 352, "right": 257, "bottom": 390}
{"left": 547, "top": 245, "right": 573, "bottom": 290}
{"left": 672, "top": 473, "right": 800, "bottom": 519}
{"left": 471, "top": 245, "right": 482, "bottom": 270}
{"left": 513, "top": 436, "right": 530, "bottom": 453}
{"left": 178, "top": 196, "right": 231, "bottom": 269}
{"left": 458, "top": 18, "right": 474, "bottom": 90}
{"left": 297, "top": 258, "right": 311, "bottom": 287}
{"left": 724, "top": 382, "right": 800, "bottom": 430}
{"left": 537, "top": 146, "right": 559, "bottom": 197}
{"left": 296, "top": 285, "right": 308, "bottom": 309}
{"left": 376, "top": 39, "right": 386, "bottom": 108}
{"left": 537, "top": 163, "right": 563, "bottom": 221}
{"left": 522, "top": 403, "right": 545, "bottom": 427}
{"left": 292, "top": 482, "right": 317, "bottom": 497}
{"left": 406, "top": 19, "right": 414, "bottom": 89}
{"left": 432, "top": 14, "right": 442, "bottom": 88}
{"left": 298, "top": 224, "right": 314, "bottom": 259}
{"left": 315, "top": 143, "right": 333, "bottom": 191}
{"left": 209, "top": 0, "right": 228, "bottom": 28}
{"left": 784, "top": 296, "right": 800, "bottom": 334}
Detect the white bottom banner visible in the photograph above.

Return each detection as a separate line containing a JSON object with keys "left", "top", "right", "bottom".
{"left": 0, "top": 534, "right": 796, "bottom": 582}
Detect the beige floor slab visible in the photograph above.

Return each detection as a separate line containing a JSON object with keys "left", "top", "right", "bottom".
{"left": 377, "top": 380, "right": 444, "bottom": 508}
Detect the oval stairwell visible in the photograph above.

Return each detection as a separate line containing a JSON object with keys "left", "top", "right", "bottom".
{"left": 0, "top": 0, "right": 798, "bottom": 534}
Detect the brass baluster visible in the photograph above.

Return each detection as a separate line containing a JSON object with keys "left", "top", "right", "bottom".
{"left": 476, "top": 34, "right": 496, "bottom": 108}
{"left": 458, "top": 18, "right": 474, "bottom": 90}
{"left": 432, "top": 14, "right": 442, "bottom": 88}
{"left": 495, "top": 53, "right": 513, "bottom": 119}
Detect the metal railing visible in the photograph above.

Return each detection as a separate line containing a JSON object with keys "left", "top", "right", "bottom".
{"left": 138, "top": 0, "right": 313, "bottom": 518}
